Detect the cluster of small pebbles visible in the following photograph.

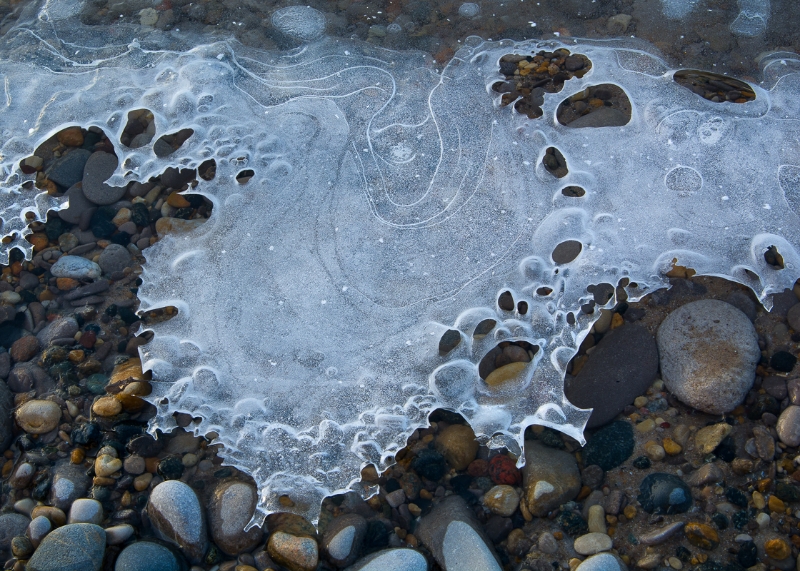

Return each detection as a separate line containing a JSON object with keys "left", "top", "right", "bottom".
{"left": 1, "top": 116, "right": 800, "bottom": 571}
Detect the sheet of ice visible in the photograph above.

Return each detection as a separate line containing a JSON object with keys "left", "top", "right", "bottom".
{"left": 1, "top": 2, "right": 799, "bottom": 525}
{"left": 730, "top": 0, "right": 770, "bottom": 36}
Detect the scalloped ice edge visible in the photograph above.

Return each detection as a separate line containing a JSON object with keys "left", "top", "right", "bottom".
{"left": 0, "top": 4, "right": 799, "bottom": 527}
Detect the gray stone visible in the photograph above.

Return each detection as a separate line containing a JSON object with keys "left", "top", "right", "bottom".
{"left": 26, "top": 523, "right": 105, "bottom": 571}
{"left": 657, "top": 300, "right": 760, "bottom": 414}
{"left": 59, "top": 183, "right": 96, "bottom": 224}
{"left": 114, "top": 541, "right": 181, "bottom": 571}
{"left": 160, "top": 167, "right": 195, "bottom": 189}
{"left": 566, "top": 107, "right": 629, "bottom": 128}
{"left": 50, "top": 459, "right": 91, "bottom": 511}
{"left": 47, "top": 148, "right": 91, "bottom": 189}
{"left": 27, "top": 515, "right": 52, "bottom": 547}
{"left": 684, "top": 463, "right": 724, "bottom": 487}
{"left": 417, "top": 495, "right": 501, "bottom": 571}
{"left": 322, "top": 513, "right": 367, "bottom": 567}
{"left": 575, "top": 553, "right": 627, "bottom": 571}
{"left": 787, "top": 302, "right": 800, "bottom": 332}
{"left": 147, "top": 480, "right": 208, "bottom": 564}
{"left": 6, "top": 362, "right": 54, "bottom": 394}
{"left": 565, "top": 324, "right": 658, "bottom": 428}
{"left": 724, "top": 290, "right": 758, "bottom": 322}
{"left": 37, "top": 317, "right": 79, "bottom": 347}
{"left": 522, "top": 440, "right": 581, "bottom": 517}
{"left": 0, "top": 513, "right": 30, "bottom": 551}
{"left": 0, "top": 351, "right": 10, "bottom": 378}
{"left": 789, "top": 377, "right": 800, "bottom": 405}
{"left": 19, "top": 272, "right": 40, "bottom": 290}
{"left": 343, "top": 548, "right": 428, "bottom": 571}
{"left": 538, "top": 531, "right": 558, "bottom": 554}
{"left": 763, "top": 376, "right": 788, "bottom": 400}
{"left": 68, "top": 498, "right": 103, "bottom": 525}
{"left": 574, "top": 532, "right": 613, "bottom": 555}
{"left": 82, "top": 152, "right": 126, "bottom": 205}
{"left": 98, "top": 244, "right": 132, "bottom": 275}
{"left": 49, "top": 256, "right": 102, "bottom": 281}
{"left": 776, "top": 405, "right": 800, "bottom": 447}
{"left": 207, "top": 480, "right": 262, "bottom": 555}
{"left": 105, "top": 524, "right": 135, "bottom": 545}
{"left": 0, "top": 379, "right": 12, "bottom": 453}
{"left": 638, "top": 522, "right": 684, "bottom": 545}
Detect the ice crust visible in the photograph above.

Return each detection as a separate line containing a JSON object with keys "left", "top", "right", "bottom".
{"left": 2, "top": 2, "right": 800, "bottom": 525}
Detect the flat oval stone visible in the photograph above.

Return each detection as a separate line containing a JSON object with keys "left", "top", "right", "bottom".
{"left": 68, "top": 498, "right": 103, "bottom": 525}
{"left": 268, "top": 531, "right": 319, "bottom": 571}
{"left": 575, "top": 553, "right": 627, "bottom": 571}
{"left": 343, "top": 548, "right": 428, "bottom": 571}
{"left": 26, "top": 523, "right": 106, "bottom": 571}
{"left": 322, "top": 513, "right": 366, "bottom": 568}
{"left": 147, "top": 480, "right": 208, "bottom": 564}
{"left": 657, "top": 300, "right": 759, "bottom": 414}
{"left": 49, "top": 256, "right": 102, "bottom": 281}
{"left": 776, "top": 405, "right": 800, "bottom": 447}
{"left": 15, "top": 400, "right": 61, "bottom": 434}
{"left": 114, "top": 541, "right": 181, "bottom": 571}
{"left": 82, "top": 152, "right": 125, "bottom": 205}
{"left": 207, "top": 480, "right": 262, "bottom": 556}
{"left": 574, "top": 532, "right": 613, "bottom": 555}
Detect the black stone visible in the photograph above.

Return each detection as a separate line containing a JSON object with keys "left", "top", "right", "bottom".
{"left": 118, "top": 307, "right": 138, "bottom": 325}
{"left": 582, "top": 421, "right": 634, "bottom": 471}
{"left": 714, "top": 436, "right": 736, "bottom": 462}
{"left": 499, "top": 61, "right": 517, "bottom": 76}
{"left": 775, "top": 482, "right": 800, "bottom": 503}
{"left": 113, "top": 421, "right": 145, "bottom": 444}
{"left": 732, "top": 509, "right": 752, "bottom": 529}
{"left": 537, "top": 427, "right": 566, "bottom": 449}
{"left": 130, "top": 203, "right": 150, "bottom": 227}
{"left": 213, "top": 467, "right": 232, "bottom": 478}
{"left": 90, "top": 207, "right": 118, "bottom": 238}
{"left": 449, "top": 474, "right": 472, "bottom": 493}
{"left": 676, "top": 546, "right": 691, "bottom": 562}
{"left": 557, "top": 510, "right": 588, "bottom": 536}
{"left": 385, "top": 478, "right": 401, "bottom": 493}
{"left": 44, "top": 217, "right": 70, "bottom": 241}
{"left": 632, "top": 456, "right": 651, "bottom": 469}
{"left": 638, "top": 473, "right": 692, "bottom": 514}
{"left": 49, "top": 362, "right": 78, "bottom": 386}
{"left": 747, "top": 393, "right": 779, "bottom": 420}
{"left": 725, "top": 487, "right": 747, "bottom": 508}
{"left": 770, "top": 350, "right": 797, "bottom": 372}
{"left": 31, "top": 472, "right": 51, "bottom": 501}
{"left": 413, "top": 448, "right": 447, "bottom": 481}
{"left": 484, "top": 515, "right": 513, "bottom": 543}
{"left": 157, "top": 456, "right": 184, "bottom": 480}
{"left": 363, "top": 520, "right": 389, "bottom": 550}
{"left": 110, "top": 232, "right": 131, "bottom": 245}
{"left": 737, "top": 541, "right": 758, "bottom": 567}
{"left": 711, "top": 512, "right": 728, "bottom": 530}
{"left": 72, "top": 422, "right": 101, "bottom": 446}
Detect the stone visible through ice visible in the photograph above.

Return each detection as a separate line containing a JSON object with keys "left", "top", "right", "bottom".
{"left": 458, "top": 3, "right": 481, "bottom": 18}
{"left": 0, "top": 3, "right": 799, "bottom": 526}
{"left": 271, "top": 6, "right": 327, "bottom": 42}
{"left": 730, "top": 0, "right": 770, "bottom": 36}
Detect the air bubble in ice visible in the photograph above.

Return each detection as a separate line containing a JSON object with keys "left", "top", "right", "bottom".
{"left": 459, "top": 3, "right": 481, "bottom": 18}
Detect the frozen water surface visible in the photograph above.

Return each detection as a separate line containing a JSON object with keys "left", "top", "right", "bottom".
{"left": 1, "top": 2, "right": 799, "bottom": 525}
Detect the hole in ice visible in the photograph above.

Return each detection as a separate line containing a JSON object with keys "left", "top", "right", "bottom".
{"left": 552, "top": 240, "right": 582, "bottom": 264}
{"left": 494, "top": 49, "right": 591, "bottom": 119}
{"left": 557, "top": 84, "right": 632, "bottom": 128}
{"left": 517, "top": 301, "right": 528, "bottom": 315}
{"left": 562, "top": 185, "right": 586, "bottom": 197}
{"left": 664, "top": 258, "right": 697, "bottom": 278}
{"left": 673, "top": 70, "right": 756, "bottom": 103}
{"left": 764, "top": 245, "right": 785, "bottom": 269}
{"left": 236, "top": 169, "right": 255, "bottom": 184}
{"left": 121, "top": 109, "right": 155, "bottom": 149}
{"left": 536, "top": 287, "right": 553, "bottom": 296}
{"left": 140, "top": 306, "right": 179, "bottom": 325}
{"left": 438, "top": 329, "right": 462, "bottom": 355}
{"left": 479, "top": 341, "right": 539, "bottom": 383}
{"left": 198, "top": 159, "right": 217, "bottom": 181}
{"left": 473, "top": 319, "right": 496, "bottom": 338}
{"left": 543, "top": 147, "right": 568, "bottom": 178}
{"left": 498, "top": 290, "right": 514, "bottom": 311}
{"left": 587, "top": 283, "right": 614, "bottom": 305}
{"left": 153, "top": 129, "right": 194, "bottom": 158}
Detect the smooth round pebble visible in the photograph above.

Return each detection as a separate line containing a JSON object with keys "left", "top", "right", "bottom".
{"left": 68, "top": 498, "right": 103, "bottom": 525}
{"left": 574, "top": 532, "right": 613, "bottom": 555}
{"left": 26, "top": 523, "right": 106, "bottom": 571}
{"left": 114, "top": 541, "right": 181, "bottom": 571}
{"left": 575, "top": 553, "right": 627, "bottom": 571}
{"left": 776, "top": 405, "right": 800, "bottom": 446}
{"left": 15, "top": 400, "right": 61, "bottom": 434}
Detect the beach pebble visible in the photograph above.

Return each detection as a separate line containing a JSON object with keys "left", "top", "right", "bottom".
{"left": 638, "top": 473, "right": 692, "bottom": 514}
{"left": 416, "top": 494, "right": 501, "bottom": 571}
{"left": 47, "top": 149, "right": 92, "bottom": 189}
{"left": 523, "top": 440, "right": 581, "bottom": 517}
{"left": 343, "top": 548, "right": 428, "bottom": 571}
{"left": 574, "top": 532, "right": 613, "bottom": 555}
{"left": 26, "top": 523, "right": 106, "bottom": 571}
{"left": 776, "top": 405, "right": 800, "bottom": 446}
{"left": 50, "top": 460, "right": 91, "bottom": 510}
{"left": 58, "top": 183, "right": 95, "bottom": 224}
{"left": 575, "top": 553, "right": 628, "bottom": 571}
{"left": 27, "top": 516, "right": 51, "bottom": 548}
{"left": 565, "top": 324, "right": 658, "bottom": 428}
{"left": 105, "top": 524, "right": 135, "bottom": 545}
{"left": 147, "top": 480, "right": 208, "bottom": 564}
{"left": 10, "top": 335, "right": 41, "bottom": 362}
{"left": 82, "top": 152, "right": 125, "bottom": 205}
{"left": 68, "top": 498, "right": 103, "bottom": 525}
{"left": 482, "top": 485, "right": 520, "bottom": 517}
{"left": 114, "top": 541, "right": 182, "bottom": 571}
{"left": 0, "top": 513, "right": 30, "bottom": 551}
{"left": 15, "top": 400, "right": 61, "bottom": 434}
{"left": 49, "top": 256, "right": 102, "bottom": 281}
{"left": 268, "top": 531, "right": 319, "bottom": 571}
{"left": 98, "top": 243, "right": 132, "bottom": 275}
{"left": 657, "top": 300, "right": 759, "bottom": 414}
{"left": 207, "top": 480, "right": 262, "bottom": 555}
{"left": 322, "top": 513, "right": 367, "bottom": 568}
{"left": 435, "top": 423, "right": 479, "bottom": 470}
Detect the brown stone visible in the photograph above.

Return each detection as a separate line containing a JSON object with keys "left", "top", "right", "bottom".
{"left": 435, "top": 423, "right": 479, "bottom": 471}
{"left": 56, "top": 277, "right": 80, "bottom": 291}
{"left": 267, "top": 531, "right": 318, "bottom": 571}
{"left": 92, "top": 396, "right": 122, "bottom": 417}
{"left": 10, "top": 335, "right": 40, "bottom": 362}
{"left": 764, "top": 538, "right": 790, "bottom": 560}
{"left": 56, "top": 127, "right": 84, "bottom": 147}
{"left": 684, "top": 522, "right": 719, "bottom": 550}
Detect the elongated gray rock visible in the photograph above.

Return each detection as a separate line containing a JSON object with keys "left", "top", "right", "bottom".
{"left": 146, "top": 480, "right": 208, "bottom": 564}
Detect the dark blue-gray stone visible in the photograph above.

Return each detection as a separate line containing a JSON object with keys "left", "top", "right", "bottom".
{"left": 638, "top": 473, "right": 692, "bottom": 514}
{"left": 47, "top": 148, "right": 91, "bottom": 189}
{"left": 27, "top": 523, "right": 105, "bottom": 571}
{"left": 582, "top": 421, "right": 634, "bottom": 471}
{"left": 114, "top": 541, "right": 182, "bottom": 571}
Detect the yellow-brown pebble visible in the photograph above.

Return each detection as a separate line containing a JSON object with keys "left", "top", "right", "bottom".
{"left": 133, "top": 472, "right": 154, "bottom": 491}
{"left": 31, "top": 505, "right": 66, "bottom": 526}
{"left": 752, "top": 491, "right": 766, "bottom": 510}
{"left": 767, "top": 496, "right": 785, "bottom": 513}
{"left": 685, "top": 522, "right": 719, "bottom": 550}
{"left": 95, "top": 454, "right": 122, "bottom": 477}
{"left": 662, "top": 438, "right": 682, "bottom": 455}
{"left": 764, "top": 538, "right": 790, "bottom": 560}
{"left": 636, "top": 418, "right": 655, "bottom": 433}
{"left": 92, "top": 396, "right": 122, "bottom": 417}
{"left": 71, "top": 448, "right": 85, "bottom": 464}
{"left": 623, "top": 505, "right": 637, "bottom": 520}
{"left": 68, "top": 350, "right": 85, "bottom": 363}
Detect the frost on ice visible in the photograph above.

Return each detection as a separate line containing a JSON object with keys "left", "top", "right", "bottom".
{"left": 1, "top": 2, "right": 800, "bottom": 525}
